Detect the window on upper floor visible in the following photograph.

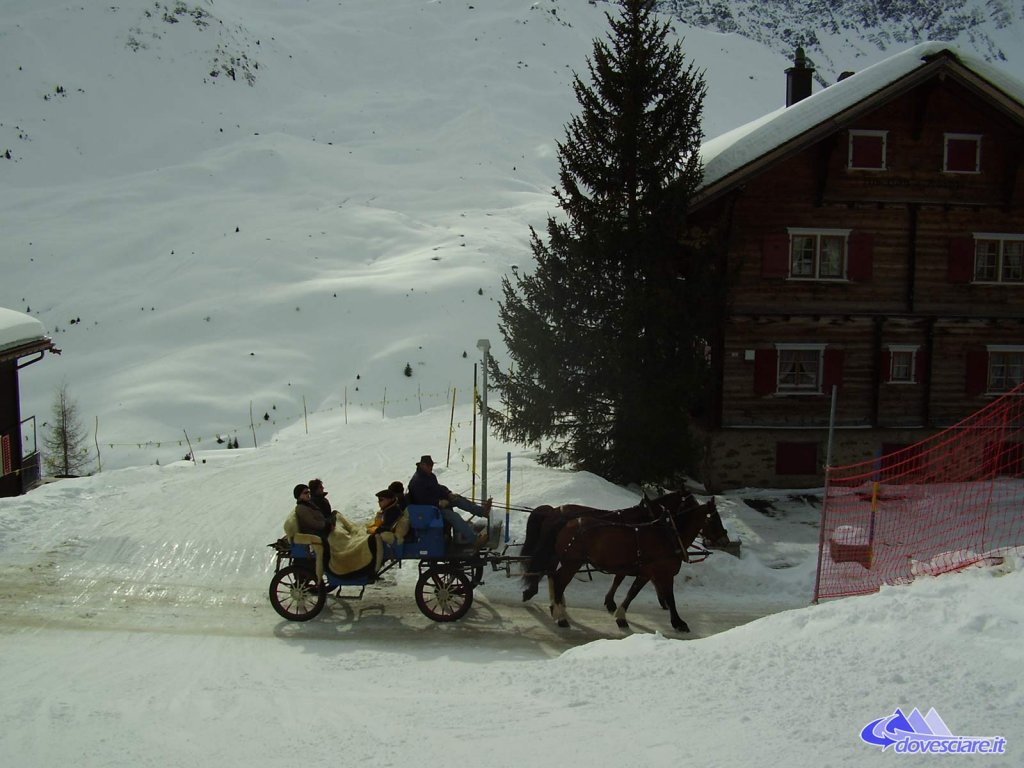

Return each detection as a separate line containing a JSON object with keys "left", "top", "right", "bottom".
{"left": 966, "top": 345, "right": 1024, "bottom": 396}
{"left": 988, "top": 347, "right": 1024, "bottom": 394}
{"left": 885, "top": 345, "right": 920, "bottom": 384}
{"left": 848, "top": 130, "right": 887, "bottom": 170}
{"left": 943, "top": 133, "right": 981, "bottom": 174}
{"left": 788, "top": 228, "right": 850, "bottom": 280}
{"left": 778, "top": 345, "right": 823, "bottom": 392}
{"left": 762, "top": 230, "right": 873, "bottom": 282}
{"left": 974, "top": 235, "right": 1024, "bottom": 284}
{"left": 753, "top": 343, "right": 844, "bottom": 396}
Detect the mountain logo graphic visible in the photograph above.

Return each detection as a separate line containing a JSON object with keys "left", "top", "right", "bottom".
{"left": 860, "top": 708, "right": 1006, "bottom": 754}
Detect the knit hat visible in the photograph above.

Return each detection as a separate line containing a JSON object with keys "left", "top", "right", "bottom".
{"left": 293, "top": 484, "right": 309, "bottom": 500}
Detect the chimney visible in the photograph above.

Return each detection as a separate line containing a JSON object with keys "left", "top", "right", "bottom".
{"left": 785, "top": 47, "right": 814, "bottom": 106}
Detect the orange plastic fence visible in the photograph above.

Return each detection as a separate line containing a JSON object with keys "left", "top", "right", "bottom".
{"left": 814, "top": 382, "right": 1024, "bottom": 601}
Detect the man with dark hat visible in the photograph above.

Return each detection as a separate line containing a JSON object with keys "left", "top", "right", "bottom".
{"left": 408, "top": 455, "right": 491, "bottom": 549}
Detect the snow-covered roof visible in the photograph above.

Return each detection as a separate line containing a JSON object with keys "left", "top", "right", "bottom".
{"left": 0, "top": 307, "right": 48, "bottom": 355}
{"left": 697, "top": 42, "right": 1024, "bottom": 203}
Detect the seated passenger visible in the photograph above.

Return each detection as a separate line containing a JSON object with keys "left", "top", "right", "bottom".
{"left": 366, "top": 488, "right": 410, "bottom": 542}
{"left": 283, "top": 483, "right": 334, "bottom": 571}
{"left": 388, "top": 480, "right": 408, "bottom": 511}
{"left": 308, "top": 478, "right": 334, "bottom": 524}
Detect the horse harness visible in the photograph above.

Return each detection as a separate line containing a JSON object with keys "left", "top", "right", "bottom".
{"left": 564, "top": 507, "right": 712, "bottom": 569}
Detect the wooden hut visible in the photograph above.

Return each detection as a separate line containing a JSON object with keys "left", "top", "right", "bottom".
{"left": 0, "top": 308, "right": 58, "bottom": 496}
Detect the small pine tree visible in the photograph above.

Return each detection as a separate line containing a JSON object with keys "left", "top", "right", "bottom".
{"left": 42, "top": 383, "right": 92, "bottom": 477}
{"left": 403, "top": 363, "right": 413, "bottom": 377}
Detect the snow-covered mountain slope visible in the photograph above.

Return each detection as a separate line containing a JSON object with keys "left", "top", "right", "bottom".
{"left": 2, "top": 0, "right": 1022, "bottom": 470}
{"left": 660, "top": 0, "right": 1024, "bottom": 83}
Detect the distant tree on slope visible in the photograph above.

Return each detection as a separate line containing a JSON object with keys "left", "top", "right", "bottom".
{"left": 43, "top": 383, "right": 92, "bottom": 477}
{"left": 487, "top": 0, "right": 717, "bottom": 485}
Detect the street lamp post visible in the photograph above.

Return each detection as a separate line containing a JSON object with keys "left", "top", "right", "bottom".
{"left": 476, "top": 338, "right": 491, "bottom": 502}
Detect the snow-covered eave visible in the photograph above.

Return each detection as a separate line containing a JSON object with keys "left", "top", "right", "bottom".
{"left": 691, "top": 43, "right": 1024, "bottom": 211}
{"left": 0, "top": 307, "right": 57, "bottom": 365}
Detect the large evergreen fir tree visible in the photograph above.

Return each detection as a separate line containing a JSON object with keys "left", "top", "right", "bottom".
{"left": 488, "top": 0, "right": 716, "bottom": 485}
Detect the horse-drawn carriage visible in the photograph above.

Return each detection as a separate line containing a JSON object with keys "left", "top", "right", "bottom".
{"left": 268, "top": 503, "right": 503, "bottom": 623}
{"left": 268, "top": 491, "right": 738, "bottom": 631}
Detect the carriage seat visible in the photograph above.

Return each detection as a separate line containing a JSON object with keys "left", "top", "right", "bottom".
{"left": 401, "top": 505, "right": 446, "bottom": 558}
{"left": 290, "top": 533, "right": 326, "bottom": 579}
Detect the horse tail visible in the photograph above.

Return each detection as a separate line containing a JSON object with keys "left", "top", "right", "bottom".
{"left": 526, "top": 514, "right": 568, "bottom": 579}
{"left": 520, "top": 506, "right": 552, "bottom": 559}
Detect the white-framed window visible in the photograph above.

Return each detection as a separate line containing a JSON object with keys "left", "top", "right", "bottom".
{"left": 944, "top": 133, "right": 981, "bottom": 174}
{"left": 848, "top": 130, "right": 887, "bottom": 170}
{"left": 973, "top": 234, "right": 1024, "bottom": 284}
{"left": 788, "top": 228, "right": 850, "bottom": 280}
{"left": 776, "top": 343, "right": 825, "bottom": 393}
{"left": 988, "top": 345, "right": 1024, "bottom": 393}
{"left": 887, "top": 345, "right": 918, "bottom": 384}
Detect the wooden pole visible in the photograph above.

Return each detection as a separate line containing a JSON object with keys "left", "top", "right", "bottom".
{"left": 303, "top": 396, "right": 308, "bottom": 434}
{"left": 446, "top": 387, "right": 456, "bottom": 467}
{"left": 382, "top": 386, "right": 387, "bottom": 419}
{"left": 249, "top": 401, "right": 258, "bottom": 448}
{"left": 94, "top": 415, "right": 102, "bottom": 473}
{"left": 344, "top": 386, "right": 348, "bottom": 425}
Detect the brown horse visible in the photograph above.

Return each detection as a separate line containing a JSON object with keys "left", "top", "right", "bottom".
{"left": 602, "top": 496, "right": 729, "bottom": 619}
{"left": 519, "top": 490, "right": 685, "bottom": 603}
{"left": 526, "top": 493, "right": 720, "bottom": 631}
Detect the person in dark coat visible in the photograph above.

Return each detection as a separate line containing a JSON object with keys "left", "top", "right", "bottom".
{"left": 308, "top": 478, "right": 333, "bottom": 523}
{"left": 408, "top": 455, "right": 490, "bottom": 548}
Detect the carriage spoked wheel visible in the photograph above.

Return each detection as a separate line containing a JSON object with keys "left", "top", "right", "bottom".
{"left": 269, "top": 564, "right": 326, "bottom": 621}
{"left": 415, "top": 566, "right": 474, "bottom": 622}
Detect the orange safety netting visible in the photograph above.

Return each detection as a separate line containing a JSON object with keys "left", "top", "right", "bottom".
{"left": 814, "top": 382, "right": 1024, "bottom": 601}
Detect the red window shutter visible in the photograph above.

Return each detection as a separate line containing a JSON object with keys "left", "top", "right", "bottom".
{"left": 947, "top": 238, "right": 974, "bottom": 283}
{"left": 880, "top": 349, "right": 892, "bottom": 383}
{"left": 761, "top": 234, "right": 790, "bottom": 278}
{"left": 913, "top": 348, "right": 927, "bottom": 384}
{"left": 822, "top": 348, "right": 844, "bottom": 391}
{"left": 965, "top": 348, "right": 988, "bottom": 395}
{"left": 847, "top": 232, "right": 874, "bottom": 281}
{"left": 754, "top": 349, "right": 778, "bottom": 395}
{"left": 1, "top": 434, "right": 10, "bottom": 477}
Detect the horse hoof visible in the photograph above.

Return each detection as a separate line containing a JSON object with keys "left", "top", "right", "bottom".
{"left": 616, "top": 619, "right": 629, "bottom": 629}
{"left": 674, "top": 621, "right": 690, "bottom": 633}
{"left": 522, "top": 586, "right": 537, "bottom": 602}
{"left": 557, "top": 619, "right": 570, "bottom": 628}
{"left": 604, "top": 601, "right": 617, "bottom": 614}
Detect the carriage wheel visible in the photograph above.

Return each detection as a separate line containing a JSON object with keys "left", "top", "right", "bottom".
{"left": 269, "top": 564, "right": 326, "bottom": 621}
{"left": 415, "top": 567, "right": 473, "bottom": 622}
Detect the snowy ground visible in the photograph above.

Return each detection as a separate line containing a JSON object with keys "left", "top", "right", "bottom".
{"left": 1, "top": 404, "right": 1021, "bottom": 767}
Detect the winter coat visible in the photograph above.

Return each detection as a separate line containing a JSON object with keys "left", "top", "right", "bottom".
{"left": 294, "top": 499, "right": 333, "bottom": 536}
{"left": 407, "top": 467, "right": 451, "bottom": 507}
{"left": 311, "top": 492, "right": 333, "bottom": 523}
{"left": 366, "top": 499, "right": 410, "bottom": 542}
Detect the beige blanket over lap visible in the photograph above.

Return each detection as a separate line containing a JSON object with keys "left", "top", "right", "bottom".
{"left": 284, "top": 511, "right": 387, "bottom": 576}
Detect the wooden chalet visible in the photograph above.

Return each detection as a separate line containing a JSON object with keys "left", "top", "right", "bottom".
{"left": 0, "top": 308, "right": 58, "bottom": 497}
{"left": 692, "top": 43, "right": 1024, "bottom": 490}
